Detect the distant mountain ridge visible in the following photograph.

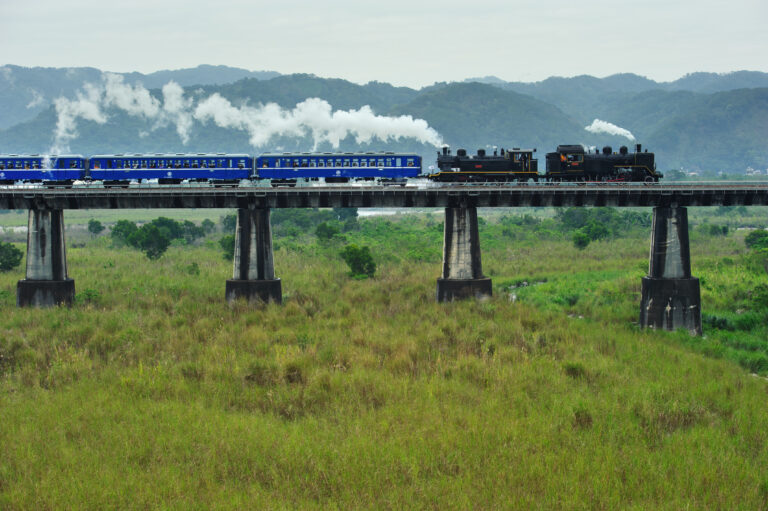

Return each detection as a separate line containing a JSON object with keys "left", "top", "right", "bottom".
{"left": 1, "top": 67, "right": 767, "bottom": 172}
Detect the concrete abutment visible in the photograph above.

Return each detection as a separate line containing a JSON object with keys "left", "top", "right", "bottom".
{"left": 17, "top": 209, "right": 74, "bottom": 307}
{"left": 436, "top": 206, "right": 492, "bottom": 301}
{"left": 225, "top": 208, "right": 282, "bottom": 304}
{"left": 639, "top": 206, "right": 702, "bottom": 335}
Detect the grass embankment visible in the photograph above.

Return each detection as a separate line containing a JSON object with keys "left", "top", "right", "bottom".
{"left": 1, "top": 218, "right": 768, "bottom": 508}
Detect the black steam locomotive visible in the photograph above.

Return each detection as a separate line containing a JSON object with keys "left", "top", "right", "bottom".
{"left": 429, "top": 144, "right": 661, "bottom": 182}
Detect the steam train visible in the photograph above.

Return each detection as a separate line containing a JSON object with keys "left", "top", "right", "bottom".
{"left": 0, "top": 144, "right": 660, "bottom": 186}
{"left": 429, "top": 144, "right": 661, "bottom": 182}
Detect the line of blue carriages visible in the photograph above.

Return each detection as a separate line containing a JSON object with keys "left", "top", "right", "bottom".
{"left": 0, "top": 152, "right": 423, "bottom": 183}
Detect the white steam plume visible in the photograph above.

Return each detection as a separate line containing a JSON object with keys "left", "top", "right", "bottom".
{"left": 49, "top": 74, "right": 443, "bottom": 153}
{"left": 194, "top": 95, "right": 443, "bottom": 149}
{"left": 585, "top": 119, "right": 636, "bottom": 141}
{"left": 52, "top": 82, "right": 107, "bottom": 153}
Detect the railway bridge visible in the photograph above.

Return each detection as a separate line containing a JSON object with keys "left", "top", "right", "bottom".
{"left": 4, "top": 182, "right": 768, "bottom": 335}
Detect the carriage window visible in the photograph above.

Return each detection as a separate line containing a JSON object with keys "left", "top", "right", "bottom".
{"left": 344, "top": 160, "right": 350, "bottom": 167}
{"left": 407, "top": 159, "right": 414, "bottom": 167}
{"left": 396, "top": 158, "right": 401, "bottom": 167}
{"left": 318, "top": 160, "right": 324, "bottom": 167}
{"left": 377, "top": 159, "right": 384, "bottom": 166}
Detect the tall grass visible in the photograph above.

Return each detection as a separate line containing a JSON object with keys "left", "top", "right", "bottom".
{"left": 1, "top": 218, "right": 768, "bottom": 508}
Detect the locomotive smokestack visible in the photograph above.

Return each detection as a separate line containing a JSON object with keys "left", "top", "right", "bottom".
{"left": 443, "top": 146, "right": 448, "bottom": 155}
{"left": 636, "top": 143, "right": 642, "bottom": 153}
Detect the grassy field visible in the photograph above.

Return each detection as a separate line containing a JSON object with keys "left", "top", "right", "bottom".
{"left": 1, "top": 213, "right": 768, "bottom": 509}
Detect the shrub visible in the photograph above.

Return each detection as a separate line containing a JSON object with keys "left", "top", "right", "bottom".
{"left": 572, "top": 230, "right": 590, "bottom": 250}
{"left": 340, "top": 244, "right": 376, "bottom": 278}
{"left": 110, "top": 220, "right": 138, "bottom": 247}
{"left": 0, "top": 241, "right": 23, "bottom": 272}
{"left": 315, "top": 222, "right": 340, "bottom": 241}
{"left": 745, "top": 230, "right": 768, "bottom": 250}
{"left": 127, "top": 224, "right": 170, "bottom": 260}
{"left": 219, "top": 234, "right": 235, "bottom": 260}
{"left": 87, "top": 219, "right": 105, "bottom": 236}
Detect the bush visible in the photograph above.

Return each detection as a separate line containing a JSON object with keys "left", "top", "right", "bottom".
{"left": 745, "top": 230, "right": 768, "bottom": 250}
{"left": 110, "top": 220, "right": 138, "bottom": 247}
{"left": 87, "top": 219, "right": 105, "bottom": 236}
{"left": 572, "top": 230, "right": 590, "bottom": 250}
{"left": 315, "top": 222, "right": 340, "bottom": 241}
{"left": 128, "top": 224, "right": 170, "bottom": 260}
{"left": 0, "top": 241, "right": 23, "bottom": 272}
{"left": 340, "top": 244, "right": 376, "bottom": 278}
{"left": 219, "top": 234, "right": 235, "bottom": 260}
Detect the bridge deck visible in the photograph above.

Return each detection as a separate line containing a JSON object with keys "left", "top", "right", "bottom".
{"left": 1, "top": 183, "right": 768, "bottom": 209}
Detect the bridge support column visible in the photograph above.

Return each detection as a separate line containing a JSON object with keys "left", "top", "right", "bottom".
{"left": 436, "top": 206, "right": 492, "bottom": 301}
{"left": 17, "top": 209, "right": 75, "bottom": 307}
{"left": 225, "top": 208, "right": 282, "bottom": 304}
{"left": 639, "top": 206, "right": 701, "bottom": 334}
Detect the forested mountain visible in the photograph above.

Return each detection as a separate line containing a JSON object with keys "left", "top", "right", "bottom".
{"left": 0, "top": 67, "right": 767, "bottom": 172}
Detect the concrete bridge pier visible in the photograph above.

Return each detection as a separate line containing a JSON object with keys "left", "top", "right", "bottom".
{"left": 436, "top": 206, "right": 492, "bottom": 301}
{"left": 17, "top": 209, "right": 75, "bottom": 307}
{"left": 639, "top": 206, "right": 702, "bottom": 334}
{"left": 225, "top": 208, "right": 282, "bottom": 304}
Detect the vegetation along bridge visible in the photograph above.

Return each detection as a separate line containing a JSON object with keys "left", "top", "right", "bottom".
{"left": 5, "top": 182, "right": 768, "bottom": 335}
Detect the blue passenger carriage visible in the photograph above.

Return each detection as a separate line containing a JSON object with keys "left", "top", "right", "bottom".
{"left": 0, "top": 154, "right": 86, "bottom": 184}
{"left": 88, "top": 153, "right": 253, "bottom": 184}
{"left": 255, "top": 152, "right": 422, "bottom": 185}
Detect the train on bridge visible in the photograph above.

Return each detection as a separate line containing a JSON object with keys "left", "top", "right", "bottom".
{"left": 0, "top": 143, "right": 660, "bottom": 186}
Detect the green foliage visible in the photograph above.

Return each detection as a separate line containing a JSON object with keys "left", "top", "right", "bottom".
{"left": 87, "top": 219, "right": 105, "bottom": 236}
{"left": 110, "top": 220, "right": 138, "bottom": 247}
{"left": 201, "top": 218, "right": 215, "bottom": 234}
{"left": 572, "top": 230, "right": 591, "bottom": 249}
{"left": 315, "top": 221, "right": 340, "bottom": 241}
{"left": 745, "top": 230, "right": 768, "bottom": 250}
{"left": 127, "top": 224, "right": 170, "bottom": 260}
{"left": 333, "top": 207, "right": 358, "bottom": 222}
{"left": 2, "top": 215, "right": 768, "bottom": 508}
{"left": 697, "top": 223, "right": 729, "bottom": 237}
{"left": 75, "top": 288, "right": 101, "bottom": 305}
{"left": 340, "top": 243, "right": 376, "bottom": 278}
{"left": 219, "top": 234, "right": 235, "bottom": 260}
{"left": 0, "top": 241, "right": 23, "bottom": 272}
{"left": 220, "top": 214, "right": 237, "bottom": 234}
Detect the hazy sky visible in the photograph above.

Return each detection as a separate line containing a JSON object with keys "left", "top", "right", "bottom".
{"left": 2, "top": 0, "right": 766, "bottom": 88}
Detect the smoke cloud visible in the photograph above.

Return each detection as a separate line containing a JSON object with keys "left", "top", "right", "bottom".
{"left": 584, "top": 119, "right": 636, "bottom": 141}
{"left": 50, "top": 73, "right": 443, "bottom": 153}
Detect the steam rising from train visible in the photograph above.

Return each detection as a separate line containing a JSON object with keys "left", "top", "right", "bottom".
{"left": 50, "top": 74, "right": 443, "bottom": 153}
{"left": 584, "top": 119, "right": 636, "bottom": 141}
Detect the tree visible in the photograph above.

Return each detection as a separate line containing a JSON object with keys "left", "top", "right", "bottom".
{"left": 128, "top": 224, "right": 170, "bottom": 260}
{"left": 111, "top": 220, "right": 138, "bottom": 247}
{"left": 0, "top": 241, "right": 23, "bottom": 272}
{"left": 333, "top": 208, "right": 358, "bottom": 222}
{"left": 181, "top": 220, "right": 205, "bottom": 242}
{"left": 219, "top": 234, "right": 235, "bottom": 260}
{"left": 745, "top": 230, "right": 768, "bottom": 250}
{"left": 147, "top": 217, "right": 184, "bottom": 240}
{"left": 201, "top": 218, "right": 216, "bottom": 234}
{"left": 221, "top": 214, "right": 237, "bottom": 234}
{"left": 315, "top": 222, "right": 340, "bottom": 241}
{"left": 572, "top": 230, "right": 591, "bottom": 250}
{"left": 340, "top": 244, "right": 376, "bottom": 278}
{"left": 87, "top": 219, "right": 105, "bottom": 237}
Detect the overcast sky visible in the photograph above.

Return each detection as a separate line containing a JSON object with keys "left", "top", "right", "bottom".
{"left": 2, "top": 0, "right": 766, "bottom": 88}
